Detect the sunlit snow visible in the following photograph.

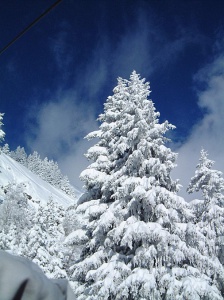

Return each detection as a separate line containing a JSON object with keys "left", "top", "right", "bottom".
{"left": 0, "top": 153, "right": 80, "bottom": 207}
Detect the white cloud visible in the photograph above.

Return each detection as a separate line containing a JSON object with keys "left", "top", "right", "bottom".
{"left": 27, "top": 92, "right": 96, "bottom": 155}
{"left": 173, "top": 54, "right": 224, "bottom": 201}
{"left": 57, "top": 138, "right": 95, "bottom": 191}
{"left": 25, "top": 90, "right": 98, "bottom": 189}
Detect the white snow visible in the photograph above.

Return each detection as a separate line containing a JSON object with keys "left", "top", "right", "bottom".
{"left": 0, "top": 153, "right": 79, "bottom": 208}
{"left": 0, "top": 250, "right": 74, "bottom": 300}
{"left": 64, "top": 229, "right": 88, "bottom": 246}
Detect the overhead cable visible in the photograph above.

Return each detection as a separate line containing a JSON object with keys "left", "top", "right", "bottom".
{"left": 0, "top": 0, "right": 62, "bottom": 56}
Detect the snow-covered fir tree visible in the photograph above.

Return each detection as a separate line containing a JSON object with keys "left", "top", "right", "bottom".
{"left": 1, "top": 143, "right": 10, "bottom": 155}
{"left": 71, "top": 72, "right": 224, "bottom": 299}
{"left": 0, "top": 113, "right": 5, "bottom": 145}
{"left": 187, "top": 149, "right": 224, "bottom": 206}
{"left": 187, "top": 149, "right": 224, "bottom": 288}
{"left": 27, "top": 151, "right": 43, "bottom": 174}
{"left": 0, "top": 183, "right": 35, "bottom": 255}
{"left": 10, "top": 146, "right": 28, "bottom": 166}
{"left": 0, "top": 183, "right": 31, "bottom": 236}
{"left": 17, "top": 198, "right": 67, "bottom": 279}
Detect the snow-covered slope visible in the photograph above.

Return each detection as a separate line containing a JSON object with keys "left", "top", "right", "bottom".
{"left": 0, "top": 153, "right": 80, "bottom": 208}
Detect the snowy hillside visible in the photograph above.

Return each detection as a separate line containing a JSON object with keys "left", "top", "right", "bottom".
{"left": 0, "top": 153, "right": 81, "bottom": 208}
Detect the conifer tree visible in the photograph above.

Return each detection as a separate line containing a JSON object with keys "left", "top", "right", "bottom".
{"left": 1, "top": 143, "right": 10, "bottom": 155}
{"left": 188, "top": 149, "right": 224, "bottom": 207}
{"left": 188, "top": 149, "right": 224, "bottom": 290}
{"left": 0, "top": 113, "right": 5, "bottom": 144}
{"left": 72, "top": 72, "right": 223, "bottom": 299}
{"left": 0, "top": 113, "right": 5, "bottom": 158}
{"left": 0, "top": 183, "right": 30, "bottom": 234}
{"left": 10, "top": 146, "right": 27, "bottom": 166}
{"left": 18, "top": 201, "right": 67, "bottom": 279}
{"left": 27, "top": 151, "right": 42, "bottom": 174}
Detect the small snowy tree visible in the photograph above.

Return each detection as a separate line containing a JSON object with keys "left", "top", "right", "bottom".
{"left": 0, "top": 113, "right": 5, "bottom": 144}
{"left": 1, "top": 143, "right": 10, "bottom": 155}
{"left": 0, "top": 225, "right": 18, "bottom": 251}
{"left": 60, "top": 175, "right": 75, "bottom": 196}
{"left": 10, "top": 146, "right": 28, "bottom": 166}
{"left": 0, "top": 113, "right": 5, "bottom": 156}
{"left": 41, "top": 197, "right": 65, "bottom": 237}
{"left": 72, "top": 72, "right": 223, "bottom": 299}
{"left": 0, "top": 183, "right": 35, "bottom": 255}
{"left": 188, "top": 149, "right": 224, "bottom": 206}
{"left": 188, "top": 150, "right": 224, "bottom": 288}
{"left": 18, "top": 200, "right": 67, "bottom": 279}
{"left": 0, "top": 183, "right": 30, "bottom": 234}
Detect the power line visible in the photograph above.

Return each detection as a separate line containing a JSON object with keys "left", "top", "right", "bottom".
{"left": 0, "top": 0, "right": 63, "bottom": 56}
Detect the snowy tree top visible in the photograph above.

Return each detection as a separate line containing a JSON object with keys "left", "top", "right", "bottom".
{"left": 0, "top": 113, "right": 5, "bottom": 143}
{"left": 188, "top": 148, "right": 224, "bottom": 204}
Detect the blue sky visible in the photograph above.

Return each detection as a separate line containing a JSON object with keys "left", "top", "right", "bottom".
{"left": 1, "top": 0, "right": 224, "bottom": 199}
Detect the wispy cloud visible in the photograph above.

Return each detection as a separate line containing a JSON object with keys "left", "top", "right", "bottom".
{"left": 57, "top": 138, "right": 95, "bottom": 190}
{"left": 110, "top": 13, "right": 153, "bottom": 78}
{"left": 49, "top": 23, "right": 74, "bottom": 82}
{"left": 173, "top": 51, "right": 224, "bottom": 200}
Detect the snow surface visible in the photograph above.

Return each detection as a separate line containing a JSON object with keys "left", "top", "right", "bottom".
{"left": 0, "top": 250, "right": 75, "bottom": 300}
{"left": 0, "top": 153, "right": 80, "bottom": 208}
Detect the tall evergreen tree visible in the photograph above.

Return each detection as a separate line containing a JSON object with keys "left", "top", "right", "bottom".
{"left": 72, "top": 72, "right": 223, "bottom": 299}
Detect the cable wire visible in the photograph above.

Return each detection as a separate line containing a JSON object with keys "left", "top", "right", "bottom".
{"left": 0, "top": 0, "right": 62, "bottom": 56}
